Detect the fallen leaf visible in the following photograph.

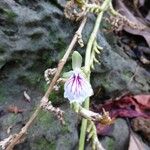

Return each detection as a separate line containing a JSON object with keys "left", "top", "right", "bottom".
{"left": 92, "top": 94, "right": 150, "bottom": 135}
{"left": 7, "top": 105, "right": 24, "bottom": 114}
{"left": 124, "top": 28, "right": 150, "bottom": 47}
{"left": 93, "top": 94, "right": 150, "bottom": 119}
{"left": 128, "top": 130, "right": 145, "bottom": 150}
{"left": 131, "top": 117, "right": 150, "bottom": 142}
{"left": 114, "top": 0, "right": 150, "bottom": 47}
{"left": 133, "top": 95, "right": 150, "bottom": 109}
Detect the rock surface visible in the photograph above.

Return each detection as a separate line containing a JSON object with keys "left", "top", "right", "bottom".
{"left": 0, "top": 0, "right": 149, "bottom": 150}
{"left": 92, "top": 32, "right": 150, "bottom": 99}
{"left": 101, "top": 119, "right": 129, "bottom": 150}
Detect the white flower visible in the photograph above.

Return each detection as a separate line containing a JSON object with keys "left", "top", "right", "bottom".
{"left": 64, "top": 51, "right": 93, "bottom": 104}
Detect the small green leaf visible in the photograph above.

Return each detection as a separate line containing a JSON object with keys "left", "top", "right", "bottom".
{"left": 72, "top": 51, "right": 82, "bottom": 70}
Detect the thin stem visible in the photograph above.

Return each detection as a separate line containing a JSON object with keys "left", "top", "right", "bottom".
{"left": 79, "top": 0, "right": 111, "bottom": 150}
{"left": 78, "top": 98, "right": 89, "bottom": 150}
{"left": 5, "top": 16, "right": 87, "bottom": 150}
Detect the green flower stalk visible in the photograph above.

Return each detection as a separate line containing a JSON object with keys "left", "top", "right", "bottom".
{"left": 79, "top": 0, "right": 112, "bottom": 150}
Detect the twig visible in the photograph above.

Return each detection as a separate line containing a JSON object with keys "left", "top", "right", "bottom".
{"left": 78, "top": 105, "right": 111, "bottom": 123}
{"left": 5, "top": 16, "right": 87, "bottom": 150}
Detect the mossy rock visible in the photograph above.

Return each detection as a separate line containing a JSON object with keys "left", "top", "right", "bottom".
{"left": 107, "top": 137, "right": 115, "bottom": 150}
{"left": 0, "top": 86, "right": 6, "bottom": 103}
{"left": 0, "top": 7, "right": 17, "bottom": 23}
{"left": 32, "top": 138, "right": 56, "bottom": 150}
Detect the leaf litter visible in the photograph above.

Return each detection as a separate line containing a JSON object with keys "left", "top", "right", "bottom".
{"left": 114, "top": 0, "right": 150, "bottom": 47}
{"left": 92, "top": 93, "right": 150, "bottom": 148}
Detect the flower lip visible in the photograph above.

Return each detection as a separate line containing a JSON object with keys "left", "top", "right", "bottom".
{"left": 64, "top": 69, "right": 93, "bottom": 104}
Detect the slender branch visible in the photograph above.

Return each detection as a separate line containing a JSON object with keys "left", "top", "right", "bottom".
{"left": 5, "top": 16, "right": 87, "bottom": 150}
{"left": 79, "top": 0, "right": 111, "bottom": 150}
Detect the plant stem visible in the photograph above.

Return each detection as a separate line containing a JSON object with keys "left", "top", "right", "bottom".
{"left": 79, "top": 0, "right": 111, "bottom": 150}
{"left": 5, "top": 16, "right": 87, "bottom": 150}
{"left": 78, "top": 98, "right": 89, "bottom": 150}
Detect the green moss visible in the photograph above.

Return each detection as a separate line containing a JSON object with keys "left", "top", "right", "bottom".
{"left": 33, "top": 138, "right": 56, "bottom": 150}
{"left": 5, "top": 114, "right": 18, "bottom": 125}
{"left": 0, "top": 7, "right": 17, "bottom": 23}
{"left": 18, "top": 75, "right": 37, "bottom": 86}
{"left": 49, "top": 92, "right": 59, "bottom": 103}
{"left": 63, "top": 61, "right": 72, "bottom": 72}
{"left": 0, "top": 93, "right": 5, "bottom": 102}
{"left": 101, "top": 19, "right": 112, "bottom": 30}
{"left": 61, "top": 123, "right": 70, "bottom": 134}
{"left": 122, "top": 70, "right": 133, "bottom": 78}
{"left": 37, "top": 111, "right": 54, "bottom": 128}
{"left": 18, "top": 73, "right": 46, "bottom": 92}
{"left": 100, "top": 78, "right": 111, "bottom": 89}
{"left": 55, "top": 39, "right": 67, "bottom": 53}
{"left": 106, "top": 137, "right": 115, "bottom": 150}
{"left": 49, "top": 92, "right": 62, "bottom": 104}
{"left": 5, "top": 10, "right": 17, "bottom": 21}
{"left": 48, "top": 84, "right": 65, "bottom": 104}
{"left": 2, "top": 29, "right": 15, "bottom": 36}
{"left": 41, "top": 52, "right": 53, "bottom": 66}
{"left": 0, "top": 87, "right": 6, "bottom": 102}
{"left": 0, "top": 45, "right": 5, "bottom": 54}
{"left": 30, "top": 32, "right": 43, "bottom": 40}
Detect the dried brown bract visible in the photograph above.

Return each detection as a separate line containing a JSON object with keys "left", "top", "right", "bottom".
{"left": 44, "top": 68, "right": 57, "bottom": 84}
{"left": 64, "top": 0, "right": 85, "bottom": 21}
{"left": 41, "top": 97, "right": 65, "bottom": 125}
{"left": 109, "top": 15, "right": 145, "bottom": 32}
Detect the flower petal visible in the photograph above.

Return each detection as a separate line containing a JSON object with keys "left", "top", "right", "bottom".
{"left": 64, "top": 70, "right": 93, "bottom": 104}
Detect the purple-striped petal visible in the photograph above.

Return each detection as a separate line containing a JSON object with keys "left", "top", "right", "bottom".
{"left": 64, "top": 70, "right": 93, "bottom": 103}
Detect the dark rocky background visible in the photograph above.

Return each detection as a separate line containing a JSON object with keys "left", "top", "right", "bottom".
{"left": 0, "top": 0, "right": 149, "bottom": 150}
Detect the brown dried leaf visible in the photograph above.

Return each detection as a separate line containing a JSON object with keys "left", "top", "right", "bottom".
{"left": 131, "top": 117, "right": 150, "bottom": 142}
{"left": 93, "top": 94, "right": 150, "bottom": 135}
{"left": 125, "top": 27, "right": 150, "bottom": 47}
{"left": 115, "top": 0, "right": 150, "bottom": 47}
{"left": 7, "top": 105, "right": 24, "bottom": 114}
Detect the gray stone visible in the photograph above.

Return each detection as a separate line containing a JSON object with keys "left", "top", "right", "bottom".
{"left": 101, "top": 119, "right": 129, "bottom": 150}
{"left": 92, "top": 33, "right": 150, "bottom": 99}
